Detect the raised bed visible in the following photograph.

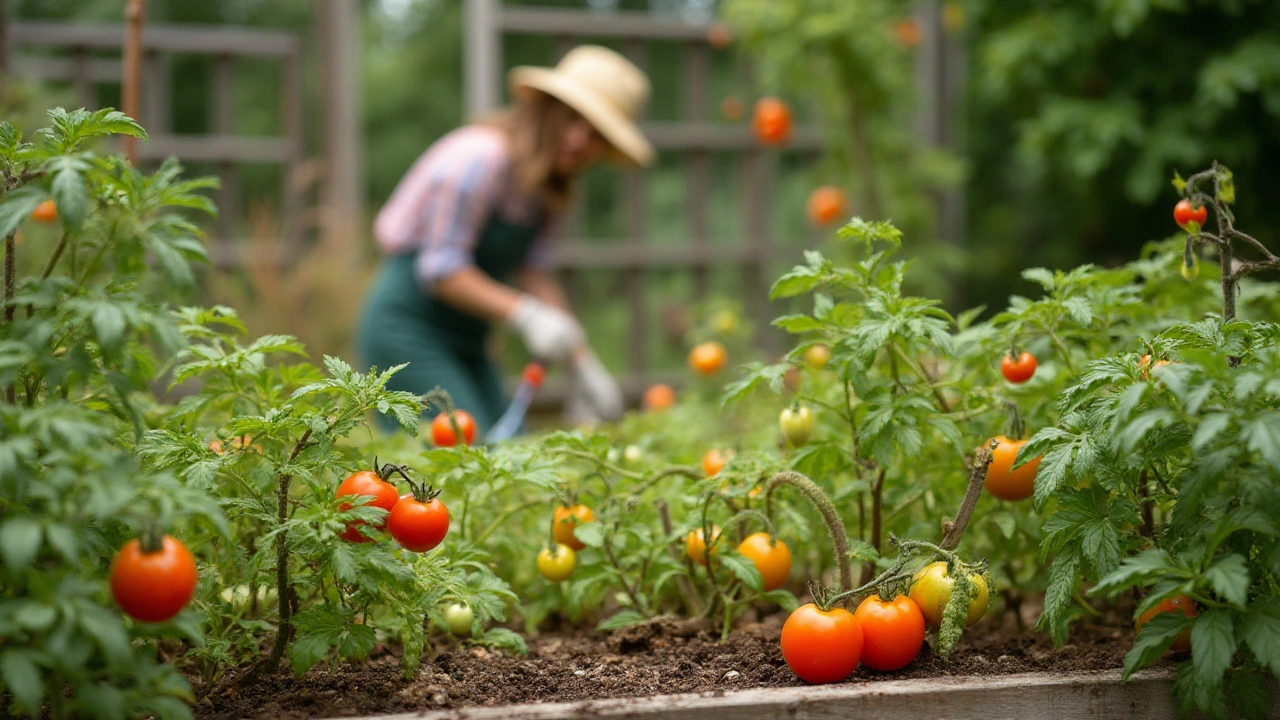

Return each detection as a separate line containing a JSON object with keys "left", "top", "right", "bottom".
{"left": 195, "top": 617, "right": 1278, "bottom": 719}
{"left": 351, "top": 667, "right": 1271, "bottom": 720}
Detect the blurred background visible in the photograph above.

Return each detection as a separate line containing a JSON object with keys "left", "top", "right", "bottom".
{"left": 5, "top": 0, "right": 1280, "bottom": 403}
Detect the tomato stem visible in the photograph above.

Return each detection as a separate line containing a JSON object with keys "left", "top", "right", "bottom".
{"left": 940, "top": 440, "right": 997, "bottom": 551}
{"left": 763, "top": 471, "right": 852, "bottom": 594}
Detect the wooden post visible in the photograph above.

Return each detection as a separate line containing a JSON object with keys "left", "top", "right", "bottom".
{"left": 0, "top": 0, "right": 9, "bottom": 75}
{"left": 623, "top": 39, "right": 649, "bottom": 378}
{"left": 465, "top": 0, "right": 501, "bottom": 120}
{"left": 213, "top": 53, "right": 240, "bottom": 243}
{"left": 121, "top": 0, "right": 145, "bottom": 164}
{"left": 685, "top": 41, "right": 710, "bottom": 300}
{"left": 316, "top": 0, "right": 364, "bottom": 266}
{"left": 916, "top": 0, "right": 963, "bottom": 307}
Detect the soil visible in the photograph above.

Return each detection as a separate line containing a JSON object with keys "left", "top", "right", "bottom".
{"left": 194, "top": 612, "right": 1136, "bottom": 720}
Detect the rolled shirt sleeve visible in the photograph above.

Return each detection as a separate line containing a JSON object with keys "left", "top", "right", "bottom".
{"left": 373, "top": 127, "right": 509, "bottom": 292}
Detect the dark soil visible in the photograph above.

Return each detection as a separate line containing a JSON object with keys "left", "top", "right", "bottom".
{"left": 194, "top": 613, "right": 1135, "bottom": 719}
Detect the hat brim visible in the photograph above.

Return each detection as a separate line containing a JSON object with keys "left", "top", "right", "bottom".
{"left": 509, "top": 66, "right": 655, "bottom": 168}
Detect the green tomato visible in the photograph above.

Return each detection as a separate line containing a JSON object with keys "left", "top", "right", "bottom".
{"left": 779, "top": 406, "right": 815, "bottom": 447}
{"left": 444, "top": 602, "right": 474, "bottom": 637}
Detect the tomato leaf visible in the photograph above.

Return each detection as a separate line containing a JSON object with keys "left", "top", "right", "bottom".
{"left": 1123, "top": 611, "right": 1191, "bottom": 679}
{"left": 1240, "top": 601, "right": 1280, "bottom": 678}
{"left": 1190, "top": 610, "right": 1237, "bottom": 693}
{"left": 573, "top": 522, "right": 605, "bottom": 549}
{"left": 596, "top": 609, "right": 647, "bottom": 632}
{"left": 0, "top": 517, "right": 42, "bottom": 573}
{"left": 721, "top": 552, "right": 764, "bottom": 592}
{"left": 1203, "top": 554, "right": 1249, "bottom": 608}
{"left": 0, "top": 649, "right": 43, "bottom": 713}
{"left": 476, "top": 627, "right": 528, "bottom": 655}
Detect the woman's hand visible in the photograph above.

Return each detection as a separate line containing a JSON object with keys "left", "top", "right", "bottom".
{"left": 508, "top": 295, "right": 585, "bottom": 363}
{"left": 564, "top": 350, "right": 624, "bottom": 423}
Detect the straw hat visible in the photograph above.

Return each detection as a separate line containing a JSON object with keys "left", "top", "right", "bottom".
{"left": 509, "top": 45, "right": 655, "bottom": 168}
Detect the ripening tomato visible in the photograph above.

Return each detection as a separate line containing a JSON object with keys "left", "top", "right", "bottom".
{"left": 737, "top": 532, "right": 792, "bottom": 591}
{"left": 521, "top": 363, "right": 546, "bottom": 388}
{"left": 432, "top": 410, "right": 477, "bottom": 446}
{"left": 779, "top": 406, "right": 815, "bottom": 447}
{"left": 706, "top": 23, "right": 733, "bottom": 49}
{"left": 388, "top": 495, "right": 449, "bottom": 552}
{"left": 537, "top": 543, "right": 577, "bottom": 582}
{"left": 1139, "top": 354, "right": 1172, "bottom": 380}
{"left": 908, "top": 561, "right": 989, "bottom": 629}
{"left": 552, "top": 503, "right": 595, "bottom": 551}
{"left": 803, "top": 344, "right": 831, "bottom": 369}
{"left": 1136, "top": 594, "right": 1197, "bottom": 653}
{"left": 853, "top": 594, "right": 926, "bottom": 671}
{"left": 806, "top": 185, "right": 847, "bottom": 227}
{"left": 689, "top": 341, "right": 727, "bottom": 375}
{"left": 643, "top": 384, "right": 676, "bottom": 411}
{"left": 702, "top": 449, "right": 728, "bottom": 477}
{"left": 336, "top": 470, "right": 400, "bottom": 542}
{"left": 685, "top": 526, "right": 721, "bottom": 567}
{"left": 780, "top": 603, "right": 863, "bottom": 684}
{"left": 1173, "top": 198, "right": 1207, "bottom": 230}
{"left": 753, "top": 98, "right": 792, "bottom": 146}
{"left": 110, "top": 535, "right": 198, "bottom": 623}
{"left": 712, "top": 309, "right": 739, "bottom": 335}
{"left": 1001, "top": 351, "right": 1037, "bottom": 384}
{"left": 892, "top": 18, "right": 922, "bottom": 46}
{"left": 444, "top": 602, "right": 474, "bottom": 637}
{"left": 31, "top": 199, "right": 57, "bottom": 223}
{"left": 984, "top": 435, "right": 1041, "bottom": 501}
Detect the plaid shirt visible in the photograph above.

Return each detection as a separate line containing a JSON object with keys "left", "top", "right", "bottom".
{"left": 373, "top": 125, "right": 556, "bottom": 290}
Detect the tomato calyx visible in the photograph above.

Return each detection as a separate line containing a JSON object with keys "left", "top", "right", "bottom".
{"left": 137, "top": 522, "right": 167, "bottom": 555}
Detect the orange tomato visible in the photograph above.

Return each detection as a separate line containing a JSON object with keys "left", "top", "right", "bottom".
{"left": 702, "top": 449, "right": 728, "bottom": 477}
{"left": 706, "top": 23, "right": 733, "bottom": 49}
{"left": 853, "top": 594, "right": 926, "bottom": 672}
{"left": 893, "top": 19, "right": 922, "bottom": 46}
{"left": 431, "top": 410, "right": 477, "bottom": 447}
{"left": 552, "top": 503, "right": 595, "bottom": 551}
{"left": 689, "top": 341, "right": 727, "bottom": 375}
{"left": 804, "top": 344, "right": 831, "bottom": 369}
{"left": 642, "top": 384, "right": 676, "bottom": 411}
{"left": 737, "top": 532, "right": 792, "bottom": 591}
{"left": 984, "top": 435, "right": 1041, "bottom": 501}
{"left": 685, "top": 525, "right": 721, "bottom": 566}
{"left": 780, "top": 603, "right": 863, "bottom": 684}
{"left": 1136, "top": 594, "right": 1197, "bottom": 653}
{"left": 806, "top": 185, "right": 847, "bottom": 227}
{"left": 752, "top": 97, "right": 792, "bottom": 146}
{"left": 31, "top": 199, "right": 57, "bottom": 223}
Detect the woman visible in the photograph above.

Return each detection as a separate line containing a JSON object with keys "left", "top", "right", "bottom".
{"left": 358, "top": 46, "right": 654, "bottom": 434}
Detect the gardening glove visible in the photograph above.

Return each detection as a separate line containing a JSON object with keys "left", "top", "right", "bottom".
{"left": 568, "top": 350, "right": 624, "bottom": 423}
{"left": 507, "top": 295, "right": 584, "bottom": 364}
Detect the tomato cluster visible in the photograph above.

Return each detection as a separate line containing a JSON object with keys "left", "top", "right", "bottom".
{"left": 335, "top": 463, "right": 450, "bottom": 552}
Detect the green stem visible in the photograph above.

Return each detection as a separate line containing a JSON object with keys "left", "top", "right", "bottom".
{"left": 1046, "top": 328, "right": 1077, "bottom": 373}
{"left": 473, "top": 499, "right": 542, "bottom": 545}
{"left": 763, "top": 471, "right": 852, "bottom": 593}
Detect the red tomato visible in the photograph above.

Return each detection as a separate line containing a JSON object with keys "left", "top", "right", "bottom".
{"left": 1001, "top": 351, "right": 1037, "bottom": 384}
{"left": 432, "top": 410, "right": 477, "bottom": 447}
{"left": 752, "top": 98, "right": 793, "bottom": 146}
{"left": 336, "top": 470, "right": 400, "bottom": 542}
{"left": 984, "top": 435, "right": 1041, "bottom": 501}
{"left": 853, "top": 594, "right": 926, "bottom": 671}
{"left": 1136, "top": 594, "right": 1197, "bottom": 653}
{"left": 1173, "top": 199, "right": 1207, "bottom": 229}
{"left": 737, "top": 532, "right": 792, "bottom": 591}
{"left": 109, "top": 535, "right": 198, "bottom": 623}
{"left": 780, "top": 603, "right": 863, "bottom": 684}
{"left": 522, "top": 363, "right": 546, "bottom": 389}
{"left": 387, "top": 495, "right": 450, "bottom": 552}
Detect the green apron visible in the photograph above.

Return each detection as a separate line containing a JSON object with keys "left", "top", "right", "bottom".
{"left": 357, "top": 212, "right": 542, "bottom": 433}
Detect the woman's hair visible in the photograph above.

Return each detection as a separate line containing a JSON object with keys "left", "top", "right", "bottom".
{"left": 480, "top": 91, "right": 582, "bottom": 214}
